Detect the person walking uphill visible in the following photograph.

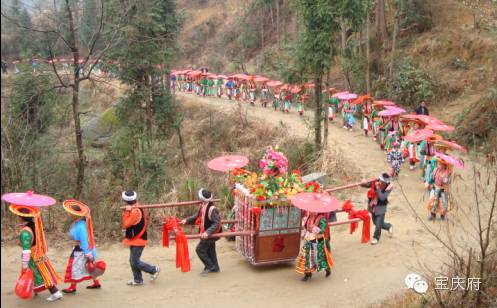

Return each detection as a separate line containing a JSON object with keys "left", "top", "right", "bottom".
{"left": 361, "top": 174, "right": 394, "bottom": 245}
{"left": 181, "top": 188, "right": 222, "bottom": 275}
{"left": 121, "top": 190, "right": 160, "bottom": 286}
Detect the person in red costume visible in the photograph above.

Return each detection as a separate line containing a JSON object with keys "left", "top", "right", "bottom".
{"left": 122, "top": 190, "right": 160, "bottom": 286}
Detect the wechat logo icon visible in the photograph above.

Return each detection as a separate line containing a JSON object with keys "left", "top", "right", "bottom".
{"left": 405, "top": 273, "right": 429, "bottom": 294}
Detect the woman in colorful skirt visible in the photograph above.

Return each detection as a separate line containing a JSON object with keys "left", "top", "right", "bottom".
{"left": 296, "top": 212, "right": 333, "bottom": 281}
{"left": 283, "top": 91, "right": 292, "bottom": 112}
{"left": 207, "top": 77, "right": 214, "bottom": 96}
{"left": 249, "top": 80, "right": 257, "bottom": 106}
{"left": 216, "top": 77, "right": 224, "bottom": 98}
{"left": 10, "top": 205, "right": 63, "bottom": 301}
{"left": 62, "top": 200, "right": 101, "bottom": 294}
{"left": 261, "top": 82, "right": 269, "bottom": 107}
{"left": 387, "top": 142, "right": 404, "bottom": 178}
{"left": 427, "top": 158, "right": 452, "bottom": 221}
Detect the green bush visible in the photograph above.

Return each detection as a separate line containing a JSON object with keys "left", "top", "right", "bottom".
{"left": 386, "top": 60, "right": 436, "bottom": 107}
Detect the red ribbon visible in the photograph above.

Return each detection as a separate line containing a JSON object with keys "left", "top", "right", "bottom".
{"left": 250, "top": 207, "right": 261, "bottom": 232}
{"left": 341, "top": 200, "right": 371, "bottom": 243}
{"left": 162, "top": 217, "right": 191, "bottom": 272}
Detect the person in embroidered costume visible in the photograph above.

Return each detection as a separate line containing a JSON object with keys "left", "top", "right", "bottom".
{"left": 283, "top": 89, "right": 293, "bottom": 112}
{"left": 207, "top": 77, "right": 214, "bottom": 96}
{"left": 295, "top": 212, "right": 333, "bottom": 281}
{"left": 201, "top": 75, "right": 208, "bottom": 96}
{"left": 387, "top": 141, "right": 404, "bottom": 178}
{"left": 261, "top": 81, "right": 269, "bottom": 107}
{"left": 248, "top": 79, "right": 257, "bottom": 105}
{"left": 225, "top": 78, "right": 234, "bottom": 100}
{"left": 11, "top": 205, "right": 63, "bottom": 301}
{"left": 327, "top": 89, "right": 339, "bottom": 121}
{"left": 121, "top": 190, "right": 160, "bottom": 286}
{"left": 273, "top": 85, "right": 282, "bottom": 111}
{"left": 216, "top": 76, "right": 224, "bottom": 98}
{"left": 361, "top": 97, "right": 373, "bottom": 136}
{"left": 62, "top": 200, "right": 101, "bottom": 294}
{"left": 361, "top": 173, "right": 394, "bottom": 245}
{"left": 181, "top": 188, "right": 222, "bottom": 275}
{"left": 428, "top": 159, "right": 452, "bottom": 221}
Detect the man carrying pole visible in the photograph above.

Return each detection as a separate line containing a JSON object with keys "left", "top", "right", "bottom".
{"left": 121, "top": 190, "right": 160, "bottom": 286}
{"left": 180, "top": 188, "right": 222, "bottom": 275}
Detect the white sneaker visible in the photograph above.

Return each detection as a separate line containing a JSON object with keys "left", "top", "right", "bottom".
{"left": 388, "top": 226, "right": 393, "bottom": 238}
{"left": 150, "top": 266, "right": 160, "bottom": 281}
{"left": 46, "top": 291, "right": 63, "bottom": 302}
{"left": 370, "top": 238, "right": 379, "bottom": 245}
{"left": 126, "top": 280, "right": 143, "bottom": 286}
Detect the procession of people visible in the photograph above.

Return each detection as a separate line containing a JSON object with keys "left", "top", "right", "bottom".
{"left": 2, "top": 64, "right": 466, "bottom": 301}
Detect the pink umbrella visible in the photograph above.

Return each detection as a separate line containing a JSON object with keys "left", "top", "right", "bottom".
{"left": 385, "top": 106, "right": 406, "bottom": 113}
{"left": 217, "top": 74, "right": 228, "bottom": 79}
{"left": 207, "top": 155, "right": 249, "bottom": 172}
{"left": 303, "top": 83, "right": 315, "bottom": 89}
{"left": 2, "top": 190, "right": 56, "bottom": 207}
{"left": 416, "top": 115, "right": 444, "bottom": 126}
{"left": 290, "top": 192, "right": 341, "bottom": 213}
{"left": 378, "top": 107, "right": 405, "bottom": 117}
{"left": 267, "top": 80, "right": 283, "bottom": 87}
{"left": 425, "top": 124, "right": 455, "bottom": 132}
{"left": 404, "top": 129, "right": 434, "bottom": 143}
{"left": 231, "top": 74, "right": 250, "bottom": 81}
{"left": 435, "top": 152, "right": 464, "bottom": 169}
{"left": 207, "top": 74, "right": 217, "bottom": 79}
{"left": 336, "top": 93, "right": 358, "bottom": 101}
{"left": 435, "top": 140, "right": 467, "bottom": 153}
{"left": 254, "top": 76, "right": 269, "bottom": 83}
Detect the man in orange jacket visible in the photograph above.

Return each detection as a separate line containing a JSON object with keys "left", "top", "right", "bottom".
{"left": 122, "top": 190, "right": 160, "bottom": 286}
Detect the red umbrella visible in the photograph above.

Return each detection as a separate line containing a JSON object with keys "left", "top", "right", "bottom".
{"left": 404, "top": 129, "right": 434, "bottom": 143}
{"left": 254, "top": 76, "right": 269, "bottom": 83}
{"left": 207, "top": 155, "right": 249, "bottom": 172}
{"left": 290, "top": 86, "right": 301, "bottom": 94}
{"left": 435, "top": 152, "right": 464, "bottom": 169}
{"left": 267, "top": 80, "right": 283, "bottom": 87}
{"left": 373, "top": 100, "right": 396, "bottom": 106}
{"left": 415, "top": 115, "right": 444, "bottom": 126}
{"left": 290, "top": 192, "right": 341, "bottom": 213}
{"left": 425, "top": 124, "right": 455, "bottom": 132}
{"left": 2, "top": 190, "right": 56, "bottom": 207}
{"left": 435, "top": 140, "right": 467, "bottom": 153}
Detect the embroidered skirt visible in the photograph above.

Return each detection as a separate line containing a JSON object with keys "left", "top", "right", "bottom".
{"left": 64, "top": 246, "right": 92, "bottom": 283}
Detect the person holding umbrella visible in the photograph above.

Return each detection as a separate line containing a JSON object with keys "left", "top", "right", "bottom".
{"left": 2, "top": 191, "right": 63, "bottom": 302}
{"left": 292, "top": 192, "right": 337, "bottom": 281}
{"left": 428, "top": 154, "right": 455, "bottom": 221}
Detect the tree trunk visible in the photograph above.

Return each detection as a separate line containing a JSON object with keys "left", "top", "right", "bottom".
{"left": 145, "top": 74, "right": 153, "bottom": 140}
{"left": 276, "top": 0, "right": 280, "bottom": 48}
{"left": 270, "top": 3, "right": 274, "bottom": 28}
{"left": 260, "top": 9, "right": 264, "bottom": 50}
{"left": 340, "top": 18, "right": 351, "bottom": 91}
{"left": 176, "top": 125, "right": 187, "bottom": 167}
{"left": 389, "top": 4, "right": 400, "bottom": 80}
{"left": 314, "top": 74, "right": 322, "bottom": 151}
{"left": 323, "top": 70, "right": 331, "bottom": 147}
{"left": 366, "top": 10, "right": 371, "bottom": 93}
{"left": 375, "top": 0, "right": 388, "bottom": 45}
{"left": 66, "top": 0, "right": 85, "bottom": 199}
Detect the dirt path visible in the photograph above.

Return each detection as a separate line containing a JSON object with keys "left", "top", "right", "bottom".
{"left": 0, "top": 93, "right": 479, "bottom": 308}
